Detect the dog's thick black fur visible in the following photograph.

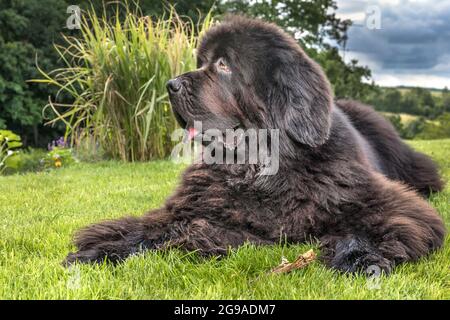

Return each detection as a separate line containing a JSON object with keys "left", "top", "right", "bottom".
{"left": 65, "top": 16, "right": 446, "bottom": 274}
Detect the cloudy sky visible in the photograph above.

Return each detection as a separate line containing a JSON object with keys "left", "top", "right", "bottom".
{"left": 334, "top": 0, "right": 450, "bottom": 89}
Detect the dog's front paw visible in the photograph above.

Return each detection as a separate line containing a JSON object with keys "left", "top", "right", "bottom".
{"left": 330, "top": 237, "right": 392, "bottom": 275}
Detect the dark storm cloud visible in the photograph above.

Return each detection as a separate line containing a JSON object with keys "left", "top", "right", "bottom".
{"left": 339, "top": 0, "right": 450, "bottom": 72}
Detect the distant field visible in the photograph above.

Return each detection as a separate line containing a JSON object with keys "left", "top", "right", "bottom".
{"left": 381, "top": 112, "right": 419, "bottom": 124}
{"left": 395, "top": 87, "right": 443, "bottom": 97}
{"left": 380, "top": 112, "right": 440, "bottom": 127}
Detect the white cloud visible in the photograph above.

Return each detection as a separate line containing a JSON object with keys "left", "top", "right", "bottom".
{"left": 372, "top": 74, "right": 450, "bottom": 89}
{"left": 334, "top": 0, "right": 450, "bottom": 89}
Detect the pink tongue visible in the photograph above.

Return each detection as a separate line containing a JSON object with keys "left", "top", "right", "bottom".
{"left": 188, "top": 127, "right": 198, "bottom": 140}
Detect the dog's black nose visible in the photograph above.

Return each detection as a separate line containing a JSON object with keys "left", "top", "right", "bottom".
{"left": 166, "top": 78, "right": 182, "bottom": 93}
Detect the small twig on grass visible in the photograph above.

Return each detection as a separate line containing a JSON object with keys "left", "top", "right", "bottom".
{"left": 270, "top": 249, "right": 316, "bottom": 274}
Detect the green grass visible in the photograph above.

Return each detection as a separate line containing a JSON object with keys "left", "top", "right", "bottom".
{"left": 1, "top": 140, "right": 449, "bottom": 299}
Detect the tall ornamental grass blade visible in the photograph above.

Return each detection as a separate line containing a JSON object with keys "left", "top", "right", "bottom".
{"left": 32, "top": 3, "right": 212, "bottom": 161}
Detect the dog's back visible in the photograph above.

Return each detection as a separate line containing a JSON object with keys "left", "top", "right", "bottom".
{"left": 336, "top": 99, "right": 444, "bottom": 196}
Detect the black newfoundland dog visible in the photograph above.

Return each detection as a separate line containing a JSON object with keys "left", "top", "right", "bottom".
{"left": 65, "top": 16, "right": 446, "bottom": 274}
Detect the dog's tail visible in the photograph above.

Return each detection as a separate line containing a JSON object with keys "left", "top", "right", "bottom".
{"left": 406, "top": 150, "right": 445, "bottom": 196}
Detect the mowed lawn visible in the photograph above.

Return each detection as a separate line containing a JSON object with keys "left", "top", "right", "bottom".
{"left": 1, "top": 140, "right": 449, "bottom": 299}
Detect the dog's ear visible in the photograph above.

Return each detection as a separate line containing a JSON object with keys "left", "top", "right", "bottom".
{"left": 271, "top": 50, "right": 333, "bottom": 148}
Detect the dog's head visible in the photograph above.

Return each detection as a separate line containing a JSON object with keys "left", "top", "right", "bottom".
{"left": 167, "top": 16, "right": 333, "bottom": 153}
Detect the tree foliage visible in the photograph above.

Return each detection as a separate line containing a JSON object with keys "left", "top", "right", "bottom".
{"left": 366, "top": 86, "right": 448, "bottom": 119}
{"left": 0, "top": 0, "right": 70, "bottom": 146}
{"left": 217, "top": 0, "right": 351, "bottom": 46}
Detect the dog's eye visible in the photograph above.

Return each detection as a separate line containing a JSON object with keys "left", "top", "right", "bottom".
{"left": 216, "top": 58, "right": 231, "bottom": 73}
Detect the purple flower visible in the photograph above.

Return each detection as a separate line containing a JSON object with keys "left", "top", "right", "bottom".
{"left": 48, "top": 137, "right": 67, "bottom": 150}
{"left": 56, "top": 136, "right": 66, "bottom": 147}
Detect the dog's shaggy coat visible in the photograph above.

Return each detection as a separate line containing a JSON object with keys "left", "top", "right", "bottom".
{"left": 65, "top": 16, "right": 446, "bottom": 274}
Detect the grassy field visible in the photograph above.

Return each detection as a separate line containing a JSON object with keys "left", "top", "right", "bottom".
{"left": 395, "top": 87, "right": 443, "bottom": 97}
{"left": 381, "top": 112, "right": 420, "bottom": 125}
{"left": 0, "top": 140, "right": 449, "bottom": 299}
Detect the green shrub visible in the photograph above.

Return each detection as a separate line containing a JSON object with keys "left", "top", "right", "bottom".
{"left": 13, "top": 148, "right": 47, "bottom": 173}
{"left": 41, "top": 146, "right": 76, "bottom": 169}
{"left": 384, "top": 114, "right": 405, "bottom": 137}
{"left": 0, "top": 130, "right": 22, "bottom": 174}
{"left": 33, "top": 4, "right": 212, "bottom": 161}
{"left": 382, "top": 113, "right": 447, "bottom": 140}
{"left": 403, "top": 117, "right": 426, "bottom": 139}
{"left": 1, "top": 136, "right": 76, "bottom": 174}
{"left": 416, "top": 113, "right": 450, "bottom": 140}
